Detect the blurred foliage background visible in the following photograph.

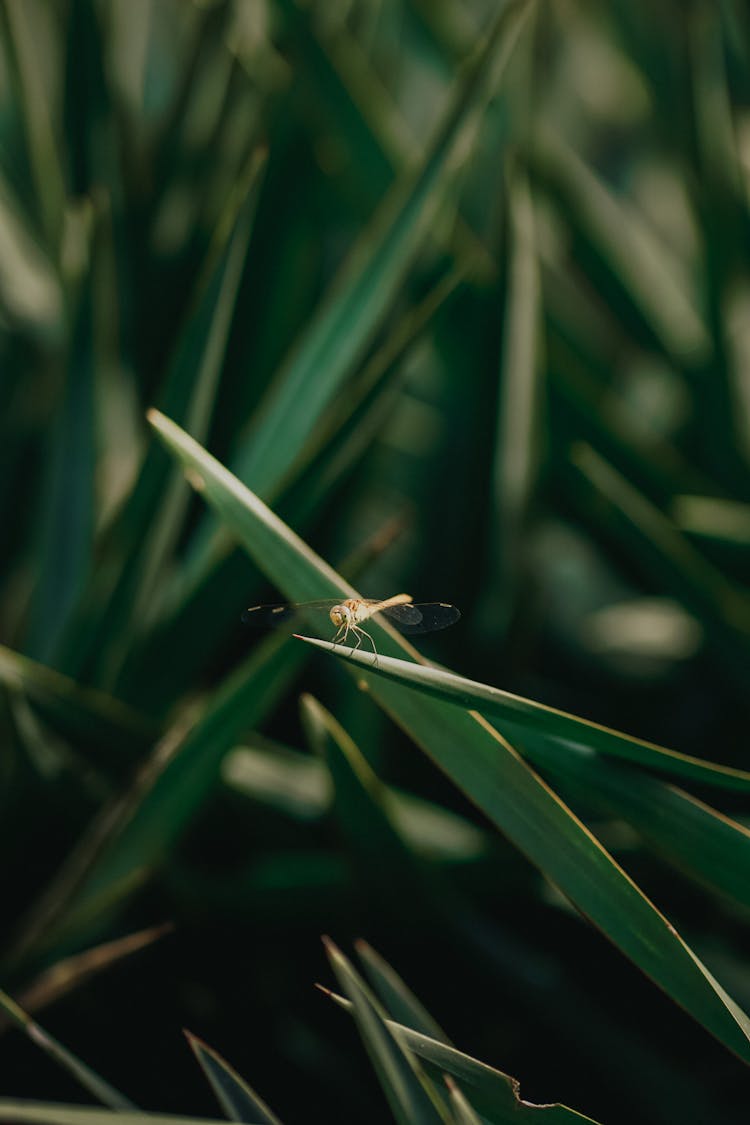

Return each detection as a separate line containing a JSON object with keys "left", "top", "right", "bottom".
{"left": 2, "top": 0, "right": 750, "bottom": 1122}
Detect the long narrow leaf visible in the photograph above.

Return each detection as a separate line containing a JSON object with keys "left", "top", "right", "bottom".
{"left": 0, "top": 1107, "right": 225, "bottom": 1125}
{"left": 532, "top": 128, "right": 710, "bottom": 367}
{"left": 141, "top": 267, "right": 462, "bottom": 708}
{"left": 444, "top": 1078, "right": 483, "bottom": 1125}
{"left": 324, "top": 940, "right": 450, "bottom": 1125}
{"left": 0, "top": 992, "right": 134, "bottom": 1110}
{"left": 2, "top": 0, "right": 65, "bottom": 247}
{"left": 148, "top": 408, "right": 750, "bottom": 1063}
{"left": 12, "top": 634, "right": 303, "bottom": 963}
{"left": 25, "top": 256, "right": 96, "bottom": 665}
{"left": 60, "top": 150, "right": 266, "bottom": 685}
{"left": 324, "top": 989, "right": 600, "bottom": 1124}
{"left": 356, "top": 941, "right": 452, "bottom": 1045}
{"left": 9, "top": 925, "right": 171, "bottom": 1022}
{"left": 224, "top": 741, "right": 486, "bottom": 860}
{"left": 0, "top": 165, "right": 62, "bottom": 334}
{"left": 230, "top": 2, "right": 527, "bottom": 498}
{"left": 0, "top": 643, "right": 155, "bottom": 761}
{"left": 293, "top": 641, "right": 750, "bottom": 792}
{"left": 491, "top": 166, "right": 542, "bottom": 605}
{"left": 516, "top": 731, "right": 750, "bottom": 908}
{"left": 183, "top": 0, "right": 530, "bottom": 589}
{"left": 570, "top": 442, "right": 750, "bottom": 682}
{"left": 300, "top": 694, "right": 437, "bottom": 912}
{"left": 185, "top": 1032, "right": 283, "bottom": 1125}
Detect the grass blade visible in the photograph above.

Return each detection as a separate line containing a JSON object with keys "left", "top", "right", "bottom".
{"left": 356, "top": 941, "right": 452, "bottom": 1045}
{"left": 532, "top": 128, "right": 710, "bottom": 367}
{"left": 13, "top": 506, "right": 416, "bottom": 962}
{"left": 2, "top": 0, "right": 65, "bottom": 248}
{"left": 519, "top": 732, "right": 750, "bottom": 908}
{"left": 185, "top": 0, "right": 531, "bottom": 590}
{"left": 123, "top": 152, "right": 267, "bottom": 632}
{"left": 444, "top": 1077, "right": 484, "bottom": 1125}
{"left": 300, "top": 694, "right": 439, "bottom": 913}
{"left": 570, "top": 441, "right": 750, "bottom": 682}
{"left": 673, "top": 495, "right": 750, "bottom": 546}
{"left": 142, "top": 267, "right": 461, "bottom": 709}
{"left": 0, "top": 165, "right": 62, "bottom": 335}
{"left": 25, "top": 253, "right": 96, "bottom": 665}
{"left": 294, "top": 642, "right": 750, "bottom": 793}
{"left": 11, "top": 633, "right": 303, "bottom": 964}
{"left": 224, "top": 740, "right": 486, "bottom": 861}
{"left": 233, "top": 1, "right": 527, "bottom": 497}
{"left": 0, "top": 991, "right": 134, "bottom": 1110}
{"left": 491, "top": 166, "right": 542, "bottom": 608}
{"left": 185, "top": 1031, "right": 284, "bottom": 1125}
{"left": 60, "top": 150, "right": 266, "bottom": 685}
{"left": 324, "top": 939, "right": 450, "bottom": 1125}
{"left": 0, "top": 1107, "right": 226, "bottom": 1125}
{"left": 286, "top": 5, "right": 493, "bottom": 273}
{"left": 147, "top": 408, "right": 750, "bottom": 1063}
{"left": 324, "top": 989, "right": 600, "bottom": 1123}
{"left": 0, "top": 643, "right": 155, "bottom": 761}
{"left": 7, "top": 925, "right": 171, "bottom": 1023}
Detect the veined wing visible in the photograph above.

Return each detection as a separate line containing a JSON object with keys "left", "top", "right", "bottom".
{"left": 242, "top": 598, "right": 460, "bottom": 635}
{"left": 375, "top": 601, "right": 461, "bottom": 634}
{"left": 241, "top": 600, "right": 340, "bottom": 626}
{"left": 242, "top": 598, "right": 406, "bottom": 626}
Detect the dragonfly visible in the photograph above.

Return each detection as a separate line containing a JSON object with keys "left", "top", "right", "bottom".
{"left": 242, "top": 593, "right": 460, "bottom": 660}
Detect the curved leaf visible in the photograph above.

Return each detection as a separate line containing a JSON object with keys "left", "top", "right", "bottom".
{"left": 0, "top": 644, "right": 155, "bottom": 762}
{"left": 0, "top": 991, "right": 134, "bottom": 1110}
{"left": 0, "top": 1106, "right": 224, "bottom": 1125}
{"left": 184, "top": 0, "right": 531, "bottom": 581}
{"left": 186, "top": 1031, "right": 283, "bottom": 1125}
{"left": 294, "top": 640, "right": 750, "bottom": 793}
{"left": 324, "top": 988, "right": 600, "bottom": 1124}
{"left": 324, "top": 939, "right": 450, "bottom": 1125}
{"left": 148, "top": 408, "right": 750, "bottom": 1064}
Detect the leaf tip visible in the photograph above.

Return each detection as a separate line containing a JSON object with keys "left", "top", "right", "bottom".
{"left": 321, "top": 934, "right": 345, "bottom": 965}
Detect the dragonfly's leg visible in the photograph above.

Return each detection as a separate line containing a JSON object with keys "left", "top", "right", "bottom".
{"left": 362, "top": 627, "right": 379, "bottom": 666}
{"left": 332, "top": 623, "right": 345, "bottom": 644}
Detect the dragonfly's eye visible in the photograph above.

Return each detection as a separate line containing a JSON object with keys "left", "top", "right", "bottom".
{"left": 330, "top": 606, "right": 346, "bottom": 626}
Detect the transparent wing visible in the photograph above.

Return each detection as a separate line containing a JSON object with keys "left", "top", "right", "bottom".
{"left": 377, "top": 602, "right": 461, "bottom": 635}
{"left": 241, "top": 601, "right": 339, "bottom": 627}
{"left": 242, "top": 599, "right": 460, "bottom": 636}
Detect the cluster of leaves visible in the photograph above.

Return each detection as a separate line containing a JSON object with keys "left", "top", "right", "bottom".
{"left": 2, "top": 1, "right": 750, "bottom": 1123}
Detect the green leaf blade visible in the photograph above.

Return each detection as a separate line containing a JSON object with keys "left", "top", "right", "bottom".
{"left": 324, "top": 940, "right": 450, "bottom": 1125}
{"left": 296, "top": 640, "right": 750, "bottom": 793}
{"left": 186, "top": 1031, "right": 284, "bottom": 1125}
{"left": 147, "top": 409, "right": 750, "bottom": 1064}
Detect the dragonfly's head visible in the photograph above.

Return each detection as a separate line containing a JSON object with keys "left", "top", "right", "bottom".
{"left": 329, "top": 603, "right": 351, "bottom": 627}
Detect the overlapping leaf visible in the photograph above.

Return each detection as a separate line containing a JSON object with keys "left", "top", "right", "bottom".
{"left": 148, "top": 408, "right": 750, "bottom": 1064}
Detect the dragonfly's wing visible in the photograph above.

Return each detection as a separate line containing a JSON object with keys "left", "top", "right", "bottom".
{"left": 242, "top": 599, "right": 461, "bottom": 635}
{"left": 242, "top": 600, "right": 338, "bottom": 627}
{"left": 379, "top": 602, "right": 460, "bottom": 634}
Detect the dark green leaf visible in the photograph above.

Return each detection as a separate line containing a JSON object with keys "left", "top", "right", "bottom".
{"left": 186, "top": 1031, "right": 283, "bottom": 1125}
